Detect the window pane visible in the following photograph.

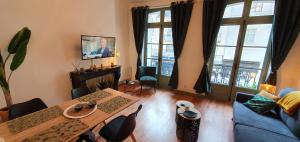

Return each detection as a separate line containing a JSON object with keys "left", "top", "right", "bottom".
{"left": 243, "top": 24, "right": 272, "bottom": 46}
{"left": 148, "top": 11, "right": 161, "bottom": 23}
{"left": 250, "top": 0, "right": 275, "bottom": 17}
{"left": 146, "top": 59, "right": 159, "bottom": 74}
{"left": 164, "top": 10, "right": 171, "bottom": 22}
{"left": 146, "top": 44, "right": 159, "bottom": 59}
{"left": 161, "top": 60, "right": 174, "bottom": 76}
{"left": 162, "top": 45, "right": 174, "bottom": 60}
{"left": 211, "top": 65, "right": 232, "bottom": 85}
{"left": 147, "top": 28, "right": 160, "bottom": 44}
{"left": 240, "top": 47, "right": 267, "bottom": 69}
{"left": 217, "top": 25, "right": 240, "bottom": 46}
{"left": 223, "top": 2, "right": 244, "bottom": 18}
{"left": 236, "top": 69, "right": 261, "bottom": 89}
{"left": 163, "top": 28, "right": 173, "bottom": 44}
{"left": 213, "top": 46, "right": 236, "bottom": 66}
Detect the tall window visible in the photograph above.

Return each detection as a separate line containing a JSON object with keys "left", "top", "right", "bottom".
{"left": 144, "top": 8, "right": 174, "bottom": 77}
{"left": 210, "top": 0, "right": 275, "bottom": 92}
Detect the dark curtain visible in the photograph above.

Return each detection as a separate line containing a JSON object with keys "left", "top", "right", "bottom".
{"left": 193, "top": 0, "right": 227, "bottom": 94}
{"left": 266, "top": 0, "right": 300, "bottom": 85}
{"left": 169, "top": 0, "right": 194, "bottom": 89}
{"left": 132, "top": 6, "right": 149, "bottom": 79}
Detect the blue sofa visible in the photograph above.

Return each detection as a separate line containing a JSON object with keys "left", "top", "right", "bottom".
{"left": 233, "top": 88, "right": 300, "bottom": 142}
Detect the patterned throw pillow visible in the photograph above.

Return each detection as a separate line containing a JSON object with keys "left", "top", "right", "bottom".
{"left": 243, "top": 94, "right": 277, "bottom": 114}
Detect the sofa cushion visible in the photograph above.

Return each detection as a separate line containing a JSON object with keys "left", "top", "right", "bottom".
{"left": 235, "top": 124, "right": 300, "bottom": 142}
{"left": 279, "top": 109, "right": 300, "bottom": 139}
{"left": 233, "top": 102, "right": 297, "bottom": 138}
{"left": 243, "top": 94, "right": 276, "bottom": 114}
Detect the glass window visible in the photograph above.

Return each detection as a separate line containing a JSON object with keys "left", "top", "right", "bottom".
{"left": 223, "top": 2, "right": 244, "bottom": 18}
{"left": 163, "top": 28, "right": 173, "bottom": 44}
{"left": 164, "top": 10, "right": 171, "bottom": 22}
{"left": 148, "top": 11, "right": 161, "bottom": 23}
{"left": 216, "top": 25, "right": 240, "bottom": 46}
{"left": 243, "top": 24, "right": 272, "bottom": 46}
{"left": 250, "top": 0, "right": 275, "bottom": 17}
{"left": 147, "top": 28, "right": 160, "bottom": 44}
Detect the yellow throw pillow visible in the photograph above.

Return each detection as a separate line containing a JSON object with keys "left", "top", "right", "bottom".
{"left": 277, "top": 91, "right": 300, "bottom": 115}
{"left": 258, "top": 90, "right": 280, "bottom": 101}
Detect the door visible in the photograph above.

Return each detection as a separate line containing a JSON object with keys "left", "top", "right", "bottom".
{"left": 209, "top": 0, "right": 275, "bottom": 101}
{"left": 143, "top": 8, "right": 175, "bottom": 88}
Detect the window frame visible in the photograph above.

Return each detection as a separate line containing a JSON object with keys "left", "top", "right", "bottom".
{"left": 143, "top": 7, "right": 174, "bottom": 77}
{"left": 208, "top": 0, "right": 274, "bottom": 90}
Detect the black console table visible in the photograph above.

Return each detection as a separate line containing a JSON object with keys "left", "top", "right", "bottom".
{"left": 69, "top": 65, "right": 121, "bottom": 90}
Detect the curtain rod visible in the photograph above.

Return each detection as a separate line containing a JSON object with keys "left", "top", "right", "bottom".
{"left": 132, "top": 0, "right": 199, "bottom": 9}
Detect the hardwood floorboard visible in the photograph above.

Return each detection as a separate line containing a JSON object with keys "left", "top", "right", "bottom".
{"left": 97, "top": 84, "right": 234, "bottom": 142}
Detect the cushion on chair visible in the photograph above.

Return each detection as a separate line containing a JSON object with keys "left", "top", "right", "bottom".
{"left": 140, "top": 76, "right": 157, "bottom": 82}
{"left": 100, "top": 116, "right": 127, "bottom": 141}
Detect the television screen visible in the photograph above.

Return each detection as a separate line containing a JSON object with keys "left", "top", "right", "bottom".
{"left": 81, "top": 35, "right": 115, "bottom": 60}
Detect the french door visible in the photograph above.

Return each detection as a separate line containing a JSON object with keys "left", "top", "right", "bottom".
{"left": 209, "top": 0, "right": 275, "bottom": 101}
{"left": 143, "top": 8, "right": 175, "bottom": 88}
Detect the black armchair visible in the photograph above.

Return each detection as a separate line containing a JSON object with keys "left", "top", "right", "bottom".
{"left": 139, "top": 66, "right": 158, "bottom": 94}
{"left": 71, "top": 86, "right": 91, "bottom": 99}
{"left": 8, "top": 98, "right": 48, "bottom": 120}
{"left": 99, "top": 105, "right": 143, "bottom": 141}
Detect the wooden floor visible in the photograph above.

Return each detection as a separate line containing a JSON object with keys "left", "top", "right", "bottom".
{"left": 98, "top": 84, "right": 234, "bottom": 142}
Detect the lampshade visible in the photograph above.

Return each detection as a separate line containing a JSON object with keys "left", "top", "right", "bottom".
{"left": 259, "top": 84, "right": 276, "bottom": 94}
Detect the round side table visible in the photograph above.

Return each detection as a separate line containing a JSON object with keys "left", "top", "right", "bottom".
{"left": 176, "top": 107, "right": 201, "bottom": 142}
{"left": 176, "top": 100, "right": 194, "bottom": 110}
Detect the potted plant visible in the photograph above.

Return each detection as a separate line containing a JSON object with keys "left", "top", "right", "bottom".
{"left": 0, "top": 27, "right": 31, "bottom": 108}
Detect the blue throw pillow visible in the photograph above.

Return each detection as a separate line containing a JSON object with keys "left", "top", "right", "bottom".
{"left": 243, "top": 94, "right": 276, "bottom": 114}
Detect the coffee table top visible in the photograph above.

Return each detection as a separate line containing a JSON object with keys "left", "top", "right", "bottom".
{"left": 177, "top": 107, "right": 201, "bottom": 120}
{"left": 176, "top": 100, "right": 194, "bottom": 108}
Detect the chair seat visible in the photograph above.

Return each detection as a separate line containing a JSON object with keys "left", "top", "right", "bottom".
{"left": 100, "top": 116, "right": 127, "bottom": 141}
{"left": 140, "top": 76, "right": 157, "bottom": 82}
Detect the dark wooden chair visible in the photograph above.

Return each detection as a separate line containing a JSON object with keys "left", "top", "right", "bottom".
{"left": 8, "top": 98, "right": 48, "bottom": 120}
{"left": 71, "top": 86, "right": 91, "bottom": 99}
{"left": 139, "top": 66, "right": 158, "bottom": 94}
{"left": 99, "top": 105, "right": 143, "bottom": 142}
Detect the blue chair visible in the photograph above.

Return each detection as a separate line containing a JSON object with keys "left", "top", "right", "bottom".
{"left": 99, "top": 105, "right": 142, "bottom": 141}
{"left": 139, "top": 66, "right": 158, "bottom": 94}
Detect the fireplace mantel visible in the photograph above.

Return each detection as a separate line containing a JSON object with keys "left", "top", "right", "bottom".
{"left": 69, "top": 65, "right": 121, "bottom": 90}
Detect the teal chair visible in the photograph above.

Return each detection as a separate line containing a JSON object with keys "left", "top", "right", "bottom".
{"left": 139, "top": 66, "right": 158, "bottom": 94}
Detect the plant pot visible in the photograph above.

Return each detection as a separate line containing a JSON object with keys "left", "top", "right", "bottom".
{"left": 0, "top": 107, "right": 9, "bottom": 123}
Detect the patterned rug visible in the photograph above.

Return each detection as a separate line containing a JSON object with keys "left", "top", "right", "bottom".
{"left": 97, "top": 96, "right": 131, "bottom": 113}
{"left": 7, "top": 106, "right": 63, "bottom": 134}
{"left": 22, "top": 119, "right": 88, "bottom": 142}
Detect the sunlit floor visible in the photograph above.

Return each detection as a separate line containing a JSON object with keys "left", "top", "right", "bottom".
{"left": 97, "top": 84, "right": 234, "bottom": 142}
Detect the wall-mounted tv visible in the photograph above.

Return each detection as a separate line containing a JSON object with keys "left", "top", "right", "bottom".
{"left": 81, "top": 35, "right": 115, "bottom": 60}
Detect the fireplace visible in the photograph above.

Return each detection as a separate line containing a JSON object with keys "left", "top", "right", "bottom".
{"left": 69, "top": 65, "right": 121, "bottom": 91}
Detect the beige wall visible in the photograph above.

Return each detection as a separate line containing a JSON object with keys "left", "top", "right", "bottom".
{"left": 128, "top": 0, "right": 204, "bottom": 93}
{"left": 277, "top": 35, "right": 300, "bottom": 92}
{"left": 0, "top": 0, "right": 130, "bottom": 108}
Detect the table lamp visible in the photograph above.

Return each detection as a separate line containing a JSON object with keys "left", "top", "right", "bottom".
{"left": 259, "top": 83, "right": 276, "bottom": 95}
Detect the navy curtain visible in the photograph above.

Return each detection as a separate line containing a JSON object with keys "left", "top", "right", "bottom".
{"left": 266, "top": 0, "right": 300, "bottom": 85}
{"left": 169, "top": 0, "right": 194, "bottom": 89}
{"left": 194, "top": 0, "right": 227, "bottom": 94}
{"left": 132, "top": 6, "right": 149, "bottom": 79}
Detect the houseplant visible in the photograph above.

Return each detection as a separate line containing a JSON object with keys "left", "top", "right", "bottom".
{"left": 0, "top": 27, "right": 31, "bottom": 108}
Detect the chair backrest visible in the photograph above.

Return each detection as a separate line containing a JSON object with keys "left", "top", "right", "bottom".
{"left": 139, "top": 66, "right": 156, "bottom": 78}
{"left": 116, "top": 105, "right": 143, "bottom": 140}
{"left": 71, "top": 87, "right": 91, "bottom": 99}
{"left": 9, "top": 98, "right": 48, "bottom": 120}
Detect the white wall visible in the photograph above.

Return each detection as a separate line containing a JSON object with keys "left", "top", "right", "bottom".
{"left": 277, "top": 34, "right": 300, "bottom": 92}
{"left": 0, "top": 0, "right": 130, "bottom": 108}
{"left": 128, "top": 0, "right": 204, "bottom": 93}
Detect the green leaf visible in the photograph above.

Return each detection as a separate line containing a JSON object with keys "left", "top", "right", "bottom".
{"left": 8, "top": 27, "right": 31, "bottom": 54}
{"left": 10, "top": 40, "right": 28, "bottom": 71}
{"left": 0, "top": 76, "right": 9, "bottom": 90}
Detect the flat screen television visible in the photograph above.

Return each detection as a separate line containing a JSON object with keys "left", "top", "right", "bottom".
{"left": 81, "top": 35, "right": 115, "bottom": 60}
